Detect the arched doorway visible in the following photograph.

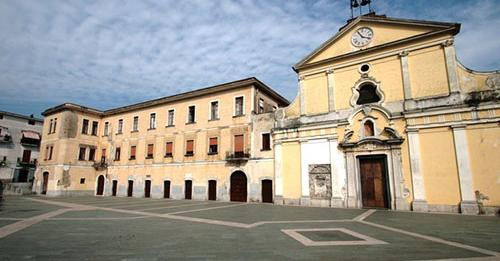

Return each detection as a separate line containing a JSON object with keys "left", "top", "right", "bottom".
{"left": 96, "top": 175, "right": 105, "bottom": 196}
{"left": 261, "top": 179, "right": 273, "bottom": 203}
{"left": 127, "top": 180, "right": 133, "bottom": 197}
{"left": 42, "top": 172, "right": 49, "bottom": 195}
{"left": 208, "top": 180, "right": 216, "bottom": 200}
{"left": 111, "top": 180, "right": 118, "bottom": 196}
{"left": 230, "top": 171, "right": 247, "bottom": 202}
{"left": 144, "top": 180, "right": 151, "bottom": 198}
{"left": 185, "top": 180, "right": 192, "bottom": 200}
{"left": 163, "top": 180, "right": 170, "bottom": 198}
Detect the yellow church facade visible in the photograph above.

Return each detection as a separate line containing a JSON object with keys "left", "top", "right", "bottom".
{"left": 273, "top": 14, "right": 500, "bottom": 214}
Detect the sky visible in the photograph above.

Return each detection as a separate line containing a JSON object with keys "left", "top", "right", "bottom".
{"left": 0, "top": 0, "right": 499, "bottom": 117}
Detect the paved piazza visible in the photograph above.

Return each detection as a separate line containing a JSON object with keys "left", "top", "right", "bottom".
{"left": 0, "top": 196, "right": 499, "bottom": 260}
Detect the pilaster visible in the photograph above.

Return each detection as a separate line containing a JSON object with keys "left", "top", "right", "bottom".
{"left": 326, "top": 69, "right": 335, "bottom": 112}
{"left": 274, "top": 142, "right": 284, "bottom": 205}
{"left": 451, "top": 124, "right": 479, "bottom": 215}
{"left": 299, "top": 76, "right": 306, "bottom": 116}
{"left": 345, "top": 152, "right": 359, "bottom": 208}
{"left": 299, "top": 139, "right": 309, "bottom": 205}
{"left": 442, "top": 39, "right": 460, "bottom": 94}
{"left": 329, "top": 138, "right": 345, "bottom": 208}
{"left": 407, "top": 129, "right": 428, "bottom": 212}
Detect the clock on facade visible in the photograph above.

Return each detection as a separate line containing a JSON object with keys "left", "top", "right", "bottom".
{"left": 351, "top": 27, "right": 373, "bottom": 47}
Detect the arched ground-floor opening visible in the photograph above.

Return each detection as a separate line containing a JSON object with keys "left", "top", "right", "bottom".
{"left": 164, "top": 180, "right": 170, "bottom": 198}
{"left": 144, "top": 180, "right": 151, "bottom": 198}
{"left": 261, "top": 179, "right": 273, "bottom": 203}
{"left": 208, "top": 180, "right": 216, "bottom": 200}
{"left": 230, "top": 171, "right": 247, "bottom": 202}
{"left": 111, "top": 180, "right": 117, "bottom": 196}
{"left": 96, "top": 175, "right": 105, "bottom": 196}
{"left": 42, "top": 172, "right": 49, "bottom": 195}
{"left": 127, "top": 180, "right": 133, "bottom": 197}
{"left": 185, "top": 180, "right": 192, "bottom": 199}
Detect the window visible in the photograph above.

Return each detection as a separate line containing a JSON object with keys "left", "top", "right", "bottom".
{"left": 46, "top": 146, "right": 53, "bottom": 160}
{"left": 210, "top": 101, "right": 219, "bottom": 120}
{"left": 130, "top": 146, "right": 136, "bottom": 160}
{"left": 364, "top": 120, "right": 374, "bottom": 137}
{"left": 78, "top": 147, "right": 86, "bottom": 161}
{"left": 28, "top": 119, "right": 35, "bottom": 125}
{"left": 208, "top": 137, "right": 218, "bottom": 154}
{"left": 104, "top": 122, "right": 109, "bottom": 136}
{"left": 0, "top": 114, "right": 3, "bottom": 119}
{"left": 258, "top": 98, "right": 264, "bottom": 113}
{"left": 52, "top": 118, "right": 57, "bottom": 133}
{"left": 234, "top": 135, "right": 244, "bottom": 156}
{"left": 82, "top": 119, "right": 89, "bottom": 134}
{"left": 49, "top": 119, "right": 53, "bottom": 134}
{"left": 115, "top": 147, "right": 121, "bottom": 161}
{"left": 356, "top": 84, "right": 380, "bottom": 105}
{"left": 187, "top": 106, "right": 196, "bottom": 123}
{"left": 91, "top": 121, "right": 98, "bottom": 136}
{"left": 167, "top": 109, "right": 175, "bottom": 126}
{"left": 261, "top": 133, "right": 271, "bottom": 151}
{"left": 89, "top": 147, "right": 96, "bottom": 161}
{"left": 146, "top": 144, "right": 154, "bottom": 159}
{"left": 45, "top": 146, "right": 50, "bottom": 160}
{"left": 185, "top": 140, "right": 194, "bottom": 156}
{"left": 273, "top": 106, "right": 277, "bottom": 111}
{"left": 235, "top": 96, "right": 244, "bottom": 116}
{"left": 101, "top": 148, "right": 106, "bottom": 162}
{"left": 117, "top": 119, "right": 123, "bottom": 134}
{"left": 22, "top": 150, "right": 31, "bottom": 163}
{"left": 80, "top": 178, "right": 85, "bottom": 184}
{"left": 131, "top": 116, "right": 138, "bottom": 131}
{"left": 165, "top": 142, "right": 173, "bottom": 157}
{"left": 149, "top": 113, "right": 156, "bottom": 129}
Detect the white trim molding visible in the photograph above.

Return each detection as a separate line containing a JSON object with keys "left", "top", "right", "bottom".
{"left": 407, "top": 129, "right": 428, "bottom": 212}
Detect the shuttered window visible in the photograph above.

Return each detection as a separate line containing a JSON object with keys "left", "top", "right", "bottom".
{"left": 130, "top": 146, "right": 136, "bottom": 160}
{"left": 147, "top": 144, "right": 154, "bottom": 158}
{"left": 234, "top": 135, "right": 244, "bottom": 153}
{"left": 89, "top": 148, "right": 96, "bottom": 161}
{"left": 115, "top": 147, "right": 121, "bottom": 161}
{"left": 186, "top": 140, "right": 194, "bottom": 156}
{"left": 209, "top": 137, "right": 218, "bottom": 154}
{"left": 78, "top": 147, "right": 86, "bottom": 161}
{"left": 101, "top": 148, "right": 106, "bottom": 162}
{"left": 165, "top": 142, "right": 173, "bottom": 157}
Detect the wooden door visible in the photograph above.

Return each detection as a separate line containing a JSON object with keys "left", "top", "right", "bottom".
{"left": 112, "top": 180, "right": 117, "bottom": 196}
{"left": 359, "top": 157, "right": 388, "bottom": 208}
{"left": 164, "top": 180, "right": 170, "bottom": 198}
{"left": 144, "top": 180, "right": 151, "bottom": 198}
{"left": 42, "top": 172, "right": 49, "bottom": 195}
{"left": 96, "top": 175, "right": 104, "bottom": 195}
{"left": 185, "top": 180, "right": 192, "bottom": 199}
{"left": 127, "top": 180, "right": 133, "bottom": 197}
{"left": 261, "top": 179, "right": 273, "bottom": 203}
{"left": 230, "top": 171, "right": 247, "bottom": 202}
{"left": 208, "top": 180, "right": 216, "bottom": 200}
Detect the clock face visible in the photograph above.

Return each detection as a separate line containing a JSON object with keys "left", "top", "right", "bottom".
{"left": 351, "top": 27, "right": 373, "bottom": 47}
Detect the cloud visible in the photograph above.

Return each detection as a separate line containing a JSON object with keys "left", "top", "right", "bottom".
{"left": 0, "top": 0, "right": 498, "bottom": 117}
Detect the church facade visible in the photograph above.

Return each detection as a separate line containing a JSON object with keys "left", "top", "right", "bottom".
{"left": 273, "top": 14, "right": 500, "bottom": 215}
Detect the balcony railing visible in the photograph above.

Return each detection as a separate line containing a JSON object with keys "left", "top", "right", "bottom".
{"left": 92, "top": 158, "right": 108, "bottom": 171}
{"left": 17, "top": 158, "right": 37, "bottom": 167}
{"left": 226, "top": 149, "right": 251, "bottom": 162}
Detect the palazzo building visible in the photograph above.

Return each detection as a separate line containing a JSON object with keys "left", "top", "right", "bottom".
{"left": 273, "top": 14, "right": 500, "bottom": 214}
{"left": 0, "top": 111, "right": 42, "bottom": 186}
{"left": 34, "top": 78, "right": 289, "bottom": 202}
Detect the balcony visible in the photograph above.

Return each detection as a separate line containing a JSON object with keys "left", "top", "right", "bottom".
{"left": 226, "top": 150, "right": 250, "bottom": 163}
{"left": 92, "top": 158, "right": 108, "bottom": 171}
{"left": 17, "top": 158, "right": 37, "bottom": 167}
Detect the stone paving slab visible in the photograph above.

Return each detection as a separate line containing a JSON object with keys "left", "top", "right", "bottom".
{"left": 53, "top": 209, "right": 146, "bottom": 219}
{"left": 366, "top": 210, "right": 500, "bottom": 252}
{"left": 176, "top": 203, "right": 366, "bottom": 224}
{"left": 0, "top": 198, "right": 63, "bottom": 219}
{"left": 0, "top": 196, "right": 498, "bottom": 260}
{"left": 0, "top": 217, "right": 487, "bottom": 260}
